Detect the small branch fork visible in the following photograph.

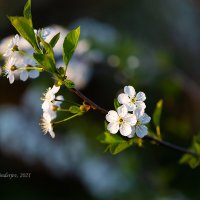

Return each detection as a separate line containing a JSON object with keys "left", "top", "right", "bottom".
{"left": 70, "top": 87, "right": 199, "bottom": 157}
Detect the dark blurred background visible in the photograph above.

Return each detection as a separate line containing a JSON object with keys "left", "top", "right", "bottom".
{"left": 0, "top": 0, "right": 200, "bottom": 199}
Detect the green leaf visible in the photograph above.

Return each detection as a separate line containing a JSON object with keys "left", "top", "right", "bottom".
{"left": 40, "top": 36, "right": 55, "bottom": 64}
{"left": 98, "top": 131, "right": 124, "bottom": 144}
{"left": 68, "top": 106, "right": 80, "bottom": 114}
{"left": 153, "top": 99, "right": 163, "bottom": 138}
{"left": 49, "top": 32, "right": 60, "bottom": 48}
{"left": 153, "top": 99, "right": 163, "bottom": 127}
{"left": 98, "top": 132, "right": 134, "bottom": 155}
{"left": 179, "top": 154, "right": 200, "bottom": 169}
{"left": 63, "top": 26, "right": 80, "bottom": 67}
{"left": 179, "top": 132, "right": 200, "bottom": 168}
{"left": 114, "top": 98, "right": 120, "bottom": 110}
{"left": 23, "top": 0, "right": 32, "bottom": 27}
{"left": 64, "top": 79, "right": 75, "bottom": 88}
{"left": 8, "top": 16, "right": 39, "bottom": 52}
{"left": 33, "top": 53, "right": 56, "bottom": 73}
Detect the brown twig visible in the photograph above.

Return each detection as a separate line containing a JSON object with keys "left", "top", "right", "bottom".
{"left": 70, "top": 87, "right": 199, "bottom": 157}
{"left": 70, "top": 88, "right": 108, "bottom": 114}
{"left": 144, "top": 135, "right": 198, "bottom": 157}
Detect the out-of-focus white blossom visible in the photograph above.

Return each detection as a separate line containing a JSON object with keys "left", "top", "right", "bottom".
{"left": 3, "top": 34, "right": 19, "bottom": 57}
{"left": 3, "top": 57, "right": 19, "bottom": 84}
{"left": 34, "top": 28, "right": 51, "bottom": 40}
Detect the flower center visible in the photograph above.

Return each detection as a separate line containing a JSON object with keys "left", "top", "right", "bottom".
{"left": 10, "top": 65, "right": 17, "bottom": 71}
{"left": 51, "top": 105, "right": 58, "bottom": 111}
{"left": 119, "top": 118, "right": 124, "bottom": 124}
{"left": 12, "top": 45, "right": 19, "bottom": 52}
{"left": 131, "top": 97, "right": 136, "bottom": 103}
{"left": 136, "top": 120, "right": 141, "bottom": 126}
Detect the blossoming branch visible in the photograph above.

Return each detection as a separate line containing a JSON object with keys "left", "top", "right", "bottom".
{"left": 1, "top": 0, "right": 200, "bottom": 168}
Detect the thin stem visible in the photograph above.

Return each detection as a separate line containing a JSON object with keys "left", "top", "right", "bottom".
{"left": 57, "top": 108, "right": 70, "bottom": 112}
{"left": 69, "top": 87, "right": 199, "bottom": 157}
{"left": 18, "top": 50, "right": 38, "bottom": 63}
{"left": 144, "top": 135, "right": 199, "bottom": 157}
{"left": 53, "top": 113, "right": 81, "bottom": 125}
{"left": 55, "top": 98, "right": 81, "bottom": 106}
{"left": 70, "top": 88, "right": 108, "bottom": 114}
{"left": 18, "top": 67, "right": 43, "bottom": 72}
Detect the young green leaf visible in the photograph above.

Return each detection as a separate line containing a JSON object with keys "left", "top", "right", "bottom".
{"left": 63, "top": 26, "right": 80, "bottom": 67}
{"left": 114, "top": 98, "right": 120, "bottom": 110}
{"left": 179, "top": 154, "right": 200, "bottom": 169}
{"left": 153, "top": 99, "right": 163, "bottom": 138}
{"left": 40, "top": 37, "right": 55, "bottom": 64}
{"left": 23, "top": 0, "right": 32, "bottom": 27}
{"left": 8, "top": 16, "right": 39, "bottom": 52}
{"left": 98, "top": 132, "right": 134, "bottom": 155}
{"left": 64, "top": 79, "right": 75, "bottom": 88}
{"left": 179, "top": 133, "right": 200, "bottom": 168}
{"left": 153, "top": 99, "right": 163, "bottom": 127}
{"left": 49, "top": 32, "right": 60, "bottom": 48}
{"left": 33, "top": 53, "right": 56, "bottom": 73}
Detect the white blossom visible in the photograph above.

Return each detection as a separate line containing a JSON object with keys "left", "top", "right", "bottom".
{"left": 43, "top": 95, "right": 64, "bottom": 120}
{"left": 106, "top": 105, "right": 137, "bottom": 136}
{"left": 3, "top": 57, "right": 19, "bottom": 84}
{"left": 18, "top": 56, "right": 40, "bottom": 81}
{"left": 41, "top": 85, "right": 63, "bottom": 120}
{"left": 3, "top": 34, "right": 20, "bottom": 57}
{"left": 40, "top": 113, "right": 55, "bottom": 138}
{"left": 42, "top": 85, "right": 60, "bottom": 110}
{"left": 128, "top": 111, "right": 151, "bottom": 138}
{"left": 118, "top": 85, "right": 146, "bottom": 113}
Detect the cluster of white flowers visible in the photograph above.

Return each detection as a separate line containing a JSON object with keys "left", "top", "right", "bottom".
{"left": 106, "top": 86, "right": 151, "bottom": 138}
{"left": 1, "top": 28, "right": 51, "bottom": 84}
{"left": 40, "top": 85, "right": 64, "bottom": 138}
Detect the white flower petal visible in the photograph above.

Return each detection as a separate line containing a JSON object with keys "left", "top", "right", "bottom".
{"left": 42, "top": 101, "right": 51, "bottom": 111}
{"left": 3, "top": 49, "right": 11, "bottom": 57}
{"left": 136, "top": 92, "right": 146, "bottom": 101}
{"left": 107, "top": 122, "right": 119, "bottom": 134}
{"left": 126, "top": 102, "right": 136, "bottom": 112}
{"left": 134, "top": 108, "right": 144, "bottom": 119}
{"left": 139, "top": 113, "right": 151, "bottom": 124}
{"left": 20, "top": 70, "right": 29, "bottom": 81}
{"left": 119, "top": 123, "right": 132, "bottom": 136}
{"left": 29, "top": 70, "right": 40, "bottom": 78}
{"left": 117, "top": 105, "right": 128, "bottom": 118}
{"left": 135, "top": 101, "right": 146, "bottom": 110}
{"left": 136, "top": 125, "right": 148, "bottom": 138}
{"left": 43, "top": 112, "right": 52, "bottom": 121}
{"left": 48, "top": 110, "right": 57, "bottom": 120}
{"left": 56, "top": 95, "right": 64, "bottom": 101}
{"left": 106, "top": 110, "right": 118, "bottom": 123}
{"left": 123, "top": 113, "right": 137, "bottom": 126}
{"left": 51, "top": 85, "right": 60, "bottom": 94}
{"left": 14, "top": 34, "right": 20, "bottom": 43}
{"left": 124, "top": 86, "right": 135, "bottom": 98}
{"left": 127, "top": 134, "right": 134, "bottom": 138}
{"left": 8, "top": 74, "right": 15, "bottom": 84}
{"left": 54, "top": 95, "right": 64, "bottom": 107}
{"left": 49, "top": 130, "right": 55, "bottom": 138}
{"left": 118, "top": 93, "right": 130, "bottom": 105}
